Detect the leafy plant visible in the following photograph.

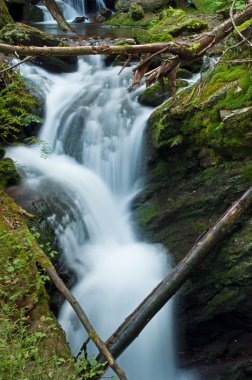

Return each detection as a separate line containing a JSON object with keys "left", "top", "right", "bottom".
{"left": 0, "top": 66, "right": 42, "bottom": 143}
{"left": 214, "top": 0, "right": 246, "bottom": 11}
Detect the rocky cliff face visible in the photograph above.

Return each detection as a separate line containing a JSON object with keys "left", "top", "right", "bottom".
{"left": 134, "top": 42, "right": 252, "bottom": 378}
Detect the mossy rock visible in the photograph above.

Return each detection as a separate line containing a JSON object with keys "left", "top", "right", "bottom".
{"left": 132, "top": 26, "right": 173, "bottom": 44}
{"left": 138, "top": 78, "right": 188, "bottom": 107}
{"left": 130, "top": 2, "right": 144, "bottom": 20}
{"left": 177, "top": 68, "right": 194, "bottom": 79}
{"left": 0, "top": 158, "right": 20, "bottom": 189}
{"left": 135, "top": 44, "right": 252, "bottom": 374}
{"left": 0, "top": 193, "right": 77, "bottom": 379}
{"left": 105, "top": 12, "right": 153, "bottom": 26}
{"left": 149, "top": 7, "right": 208, "bottom": 38}
{"left": 115, "top": 0, "right": 164, "bottom": 12}
{"left": 113, "top": 38, "right": 135, "bottom": 46}
{"left": 0, "top": 23, "right": 77, "bottom": 73}
{"left": 0, "top": 0, "right": 13, "bottom": 29}
{"left": 0, "top": 146, "right": 5, "bottom": 159}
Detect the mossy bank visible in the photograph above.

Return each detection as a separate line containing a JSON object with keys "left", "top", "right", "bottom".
{"left": 135, "top": 42, "right": 252, "bottom": 378}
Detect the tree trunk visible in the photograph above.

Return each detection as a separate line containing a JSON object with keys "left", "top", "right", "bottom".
{"left": 42, "top": 0, "right": 74, "bottom": 32}
{"left": 96, "top": 187, "right": 252, "bottom": 365}
{"left": 0, "top": 2, "right": 251, "bottom": 58}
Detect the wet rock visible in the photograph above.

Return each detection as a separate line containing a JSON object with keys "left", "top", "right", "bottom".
{"left": 0, "top": 23, "right": 77, "bottom": 73}
{"left": 100, "top": 8, "right": 113, "bottom": 19}
{"left": 24, "top": 5, "right": 44, "bottom": 23}
{"left": 72, "top": 16, "right": 88, "bottom": 23}
{"left": 220, "top": 106, "right": 252, "bottom": 122}
{"left": 134, "top": 45, "right": 252, "bottom": 376}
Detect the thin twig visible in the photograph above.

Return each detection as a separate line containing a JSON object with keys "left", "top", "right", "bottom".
{"left": 0, "top": 56, "right": 34, "bottom": 74}
{"left": 230, "top": 0, "right": 252, "bottom": 47}
{"left": 118, "top": 55, "right": 132, "bottom": 75}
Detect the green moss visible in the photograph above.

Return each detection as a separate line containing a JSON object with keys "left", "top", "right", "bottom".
{"left": 0, "top": 0, "right": 13, "bottom": 29}
{"left": 0, "top": 193, "right": 77, "bottom": 379}
{"left": 149, "top": 7, "right": 208, "bottom": 37}
{"left": 237, "top": 17, "right": 252, "bottom": 31}
{"left": 0, "top": 158, "right": 20, "bottom": 189}
{"left": 105, "top": 12, "right": 153, "bottom": 27}
{"left": 113, "top": 38, "right": 135, "bottom": 46}
{"left": 137, "top": 201, "right": 159, "bottom": 228}
{"left": 0, "top": 62, "right": 42, "bottom": 143}
{"left": 130, "top": 2, "right": 144, "bottom": 20}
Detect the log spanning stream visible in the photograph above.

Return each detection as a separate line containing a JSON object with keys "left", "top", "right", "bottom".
{"left": 8, "top": 57, "right": 197, "bottom": 379}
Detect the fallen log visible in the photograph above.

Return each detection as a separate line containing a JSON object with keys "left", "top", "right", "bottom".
{"left": 96, "top": 186, "right": 252, "bottom": 364}
{"left": 45, "top": 266, "right": 128, "bottom": 380}
{"left": 42, "top": 0, "right": 74, "bottom": 32}
{"left": 0, "top": 2, "right": 251, "bottom": 59}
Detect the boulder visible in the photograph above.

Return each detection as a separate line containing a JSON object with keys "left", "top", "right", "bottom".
{"left": 0, "top": 23, "right": 77, "bottom": 73}
{"left": 72, "top": 16, "right": 88, "bottom": 23}
{"left": 130, "top": 2, "right": 144, "bottom": 20}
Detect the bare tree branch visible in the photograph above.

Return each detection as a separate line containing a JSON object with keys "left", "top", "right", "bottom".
{"left": 0, "top": 56, "right": 34, "bottom": 74}
{"left": 46, "top": 267, "right": 128, "bottom": 380}
{"left": 230, "top": 0, "right": 252, "bottom": 47}
{"left": 96, "top": 187, "right": 252, "bottom": 367}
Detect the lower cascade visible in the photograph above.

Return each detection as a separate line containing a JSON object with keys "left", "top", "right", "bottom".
{"left": 8, "top": 57, "right": 195, "bottom": 379}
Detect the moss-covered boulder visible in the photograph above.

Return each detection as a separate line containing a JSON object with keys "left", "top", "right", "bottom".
{"left": 0, "top": 0, "right": 13, "bottom": 29}
{"left": 138, "top": 78, "right": 187, "bottom": 107}
{"left": 131, "top": 7, "right": 208, "bottom": 43}
{"left": 0, "top": 59, "right": 43, "bottom": 143}
{"left": 0, "top": 158, "right": 20, "bottom": 189}
{"left": 130, "top": 2, "right": 144, "bottom": 20}
{"left": 0, "top": 23, "right": 77, "bottom": 73}
{"left": 135, "top": 45, "right": 252, "bottom": 376}
{"left": 149, "top": 7, "right": 208, "bottom": 37}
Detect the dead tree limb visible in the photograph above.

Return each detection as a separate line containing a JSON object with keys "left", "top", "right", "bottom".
{"left": 0, "top": 2, "right": 251, "bottom": 60}
{"left": 96, "top": 186, "right": 252, "bottom": 364}
{"left": 230, "top": 0, "right": 252, "bottom": 47}
{"left": 42, "top": 0, "right": 74, "bottom": 32}
{"left": 45, "top": 266, "right": 128, "bottom": 380}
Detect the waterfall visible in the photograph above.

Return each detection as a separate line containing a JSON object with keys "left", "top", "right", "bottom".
{"left": 37, "top": 0, "right": 107, "bottom": 22}
{"left": 8, "top": 57, "right": 197, "bottom": 379}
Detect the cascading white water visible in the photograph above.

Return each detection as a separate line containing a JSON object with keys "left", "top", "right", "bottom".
{"left": 37, "top": 0, "right": 81, "bottom": 23}
{"left": 8, "top": 57, "right": 197, "bottom": 379}
{"left": 37, "top": 0, "right": 107, "bottom": 23}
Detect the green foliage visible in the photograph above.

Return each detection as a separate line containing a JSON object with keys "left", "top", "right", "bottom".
{"left": 194, "top": 0, "right": 246, "bottom": 13}
{"left": 25, "top": 136, "right": 52, "bottom": 158}
{"left": 0, "top": 0, "right": 13, "bottom": 29}
{"left": 0, "top": 158, "right": 20, "bottom": 189}
{"left": 105, "top": 12, "right": 153, "bottom": 26}
{"left": 0, "top": 67, "right": 42, "bottom": 143}
{"left": 75, "top": 356, "right": 110, "bottom": 379}
{"left": 168, "top": 134, "right": 183, "bottom": 147}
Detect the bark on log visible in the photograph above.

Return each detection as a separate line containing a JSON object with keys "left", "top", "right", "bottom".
{"left": 0, "top": 3, "right": 251, "bottom": 58}
{"left": 96, "top": 186, "right": 252, "bottom": 363}
{"left": 42, "top": 0, "right": 74, "bottom": 32}
{"left": 46, "top": 266, "right": 128, "bottom": 380}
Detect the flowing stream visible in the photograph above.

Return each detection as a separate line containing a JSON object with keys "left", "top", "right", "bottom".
{"left": 8, "top": 57, "right": 197, "bottom": 379}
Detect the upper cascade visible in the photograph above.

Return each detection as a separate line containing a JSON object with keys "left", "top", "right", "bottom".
{"left": 37, "top": 0, "right": 108, "bottom": 22}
